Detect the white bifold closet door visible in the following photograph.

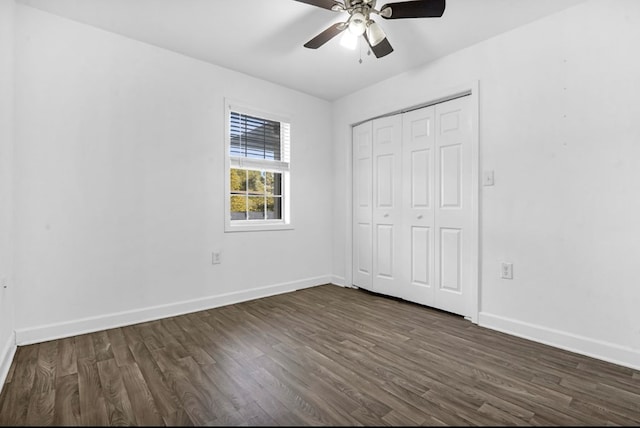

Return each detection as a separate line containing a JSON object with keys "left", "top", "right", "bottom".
{"left": 371, "top": 114, "right": 403, "bottom": 299}
{"left": 352, "top": 122, "right": 373, "bottom": 290}
{"left": 352, "top": 114, "right": 403, "bottom": 298}
{"left": 352, "top": 95, "right": 474, "bottom": 317}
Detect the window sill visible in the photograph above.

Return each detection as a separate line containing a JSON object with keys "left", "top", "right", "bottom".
{"left": 224, "top": 222, "right": 294, "bottom": 233}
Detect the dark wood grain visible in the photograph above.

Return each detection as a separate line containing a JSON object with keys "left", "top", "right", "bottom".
{"left": 96, "top": 358, "right": 137, "bottom": 426}
{"left": 24, "top": 391, "right": 55, "bottom": 426}
{"left": 105, "top": 328, "right": 135, "bottom": 367}
{"left": 126, "top": 341, "right": 179, "bottom": 422}
{"left": 56, "top": 337, "right": 77, "bottom": 379}
{"left": 53, "top": 374, "right": 80, "bottom": 426}
{"left": 1, "top": 284, "right": 639, "bottom": 426}
{"left": 119, "top": 363, "right": 164, "bottom": 426}
{"left": 74, "top": 334, "right": 95, "bottom": 360}
{"left": 0, "top": 345, "right": 39, "bottom": 425}
{"left": 25, "top": 342, "right": 58, "bottom": 425}
{"left": 76, "top": 357, "right": 109, "bottom": 426}
{"left": 31, "top": 340, "right": 57, "bottom": 394}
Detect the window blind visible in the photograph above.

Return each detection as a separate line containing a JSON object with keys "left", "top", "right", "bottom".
{"left": 230, "top": 112, "right": 289, "bottom": 161}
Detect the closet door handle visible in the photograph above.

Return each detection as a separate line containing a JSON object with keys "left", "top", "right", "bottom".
{"left": 383, "top": 213, "right": 389, "bottom": 218}
{"left": 417, "top": 215, "right": 423, "bottom": 219}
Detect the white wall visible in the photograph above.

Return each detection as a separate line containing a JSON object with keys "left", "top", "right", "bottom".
{"left": 0, "top": 0, "right": 17, "bottom": 386}
{"left": 332, "top": 0, "right": 640, "bottom": 370}
{"left": 13, "top": 5, "right": 334, "bottom": 343}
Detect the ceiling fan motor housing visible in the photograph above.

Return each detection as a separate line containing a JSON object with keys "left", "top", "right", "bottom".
{"left": 345, "top": 0, "right": 378, "bottom": 16}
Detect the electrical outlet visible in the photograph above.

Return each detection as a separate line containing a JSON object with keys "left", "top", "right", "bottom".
{"left": 500, "top": 262, "right": 513, "bottom": 279}
{"left": 212, "top": 252, "right": 222, "bottom": 265}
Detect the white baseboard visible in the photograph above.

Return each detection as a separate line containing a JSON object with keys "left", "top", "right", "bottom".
{"left": 479, "top": 312, "right": 640, "bottom": 371}
{"left": 0, "top": 331, "right": 17, "bottom": 394}
{"left": 15, "top": 275, "right": 332, "bottom": 346}
{"left": 330, "top": 275, "right": 351, "bottom": 288}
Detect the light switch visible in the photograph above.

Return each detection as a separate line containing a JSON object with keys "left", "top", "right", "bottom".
{"left": 500, "top": 262, "right": 513, "bottom": 279}
{"left": 483, "top": 170, "right": 495, "bottom": 186}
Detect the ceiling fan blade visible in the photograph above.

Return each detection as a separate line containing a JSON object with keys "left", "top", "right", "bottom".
{"left": 304, "top": 22, "right": 346, "bottom": 49}
{"left": 293, "top": 0, "right": 343, "bottom": 11}
{"left": 379, "top": 0, "right": 446, "bottom": 19}
{"left": 364, "top": 33, "right": 394, "bottom": 58}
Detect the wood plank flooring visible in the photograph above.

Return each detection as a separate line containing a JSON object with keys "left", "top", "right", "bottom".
{"left": 1, "top": 284, "right": 639, "bottom": 426}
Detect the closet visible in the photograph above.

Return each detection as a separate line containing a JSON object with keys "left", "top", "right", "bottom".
{"left": 352, "top": 95, "right": 476, "bottom": 317}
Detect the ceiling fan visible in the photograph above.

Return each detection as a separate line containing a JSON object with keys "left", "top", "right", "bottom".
{"left": 294, "top": 0, "right": 446, "bottom": 58}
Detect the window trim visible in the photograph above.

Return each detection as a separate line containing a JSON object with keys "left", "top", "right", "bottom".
{"left": 224, "top": 99, "right": 293, "bottom": 232}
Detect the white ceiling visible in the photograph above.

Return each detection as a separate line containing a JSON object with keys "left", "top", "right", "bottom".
{"left": 17, "top": 0, "right": 586, "bottom": 101}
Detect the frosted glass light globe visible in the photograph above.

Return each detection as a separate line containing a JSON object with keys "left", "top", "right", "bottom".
{"left": 348, "top": 12, "right": 366, "bottom": 36}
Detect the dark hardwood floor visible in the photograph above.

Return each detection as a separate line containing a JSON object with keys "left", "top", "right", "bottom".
{"left": 1, "top": 284, "right": 639, "bottom": 426}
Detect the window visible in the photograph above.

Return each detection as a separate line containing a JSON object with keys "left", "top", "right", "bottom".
{"left": 225, "top": 101, "right": 291, "bottom": 231}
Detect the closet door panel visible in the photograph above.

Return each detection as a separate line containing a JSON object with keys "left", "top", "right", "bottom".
{"left": 402, "top": 106, "right": 436, "bottom": 305}
{"left": 440, "top": 227, "right": 462, "bottom": 292}
{"left": 352, "top": 122, "right": 373, "bottom": 289}
{"left": 372, "top": 115, "right": 403, "bottom": 298}
{"left": 440, "top": 144, "right": 462, "bottom": 209}
{"left": 376, "top": 155, "right": 394, "bottom": 208}
{"left": 376, "top": 224, "right": 394, "bottom": 278}
{"left": 411, "top": 226, "right": 430, "bottom": 286}
{"left": 356, "top": 223, "right": 371, "bottom": 276}
{"left": 434, "top": 96, "right": 473, "bottom": 316}
{"left": 411, "top": 149, "right": 430, "bottom": 208}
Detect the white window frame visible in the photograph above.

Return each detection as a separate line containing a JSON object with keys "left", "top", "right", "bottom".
{"left": 224, "top": 99, "right": 292, "bottom": 232}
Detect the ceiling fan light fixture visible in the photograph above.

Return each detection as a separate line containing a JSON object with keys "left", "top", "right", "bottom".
{"left": 366, "top": 20, "right": 386, "bottom": 46}
{"left": 339, "top": 30, "right": 358, "bottom": 50}
{"left": 297, "top": 0, "right": 446, "bottom": 59}
{"left": 348, "top": 11, "right": 366, "bottom": 35}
